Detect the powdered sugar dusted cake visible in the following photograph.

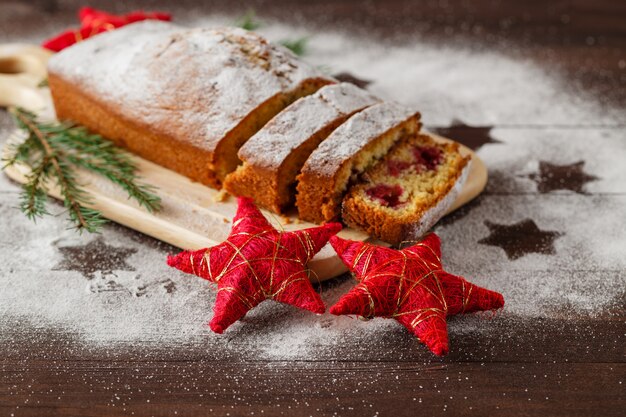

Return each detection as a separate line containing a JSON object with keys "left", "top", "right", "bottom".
{"left": 296, "top": 102, "right": 421, "bottom": 223}
{"left": 342, "top": 133, "right": 470, "bottom": 244}
{"left": 47, "top": 21, "right": 333, "bottom": 188}
{"left": 223, "top": 82, "right": 380, "bottom": 213}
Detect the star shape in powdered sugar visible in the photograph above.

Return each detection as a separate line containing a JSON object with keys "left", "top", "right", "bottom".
{"left": 329, "top": 233, "right": 504, "bottom": 356}
{"left": 529, "top": 161, "right": 598, "bottom": 194}
{"left": 478, "top": 219, "right": 562, "bottom": 260}
{"left": 167, "top": 197, "right": 342, "bottom": 333}
{"left": 432, "top": 119, "right": 499, "bottom": 151}
{"left": 54, "top": 237, "right": 137, "bottom": 279}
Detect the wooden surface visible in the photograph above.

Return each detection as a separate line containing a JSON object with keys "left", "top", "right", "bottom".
{"left": 0, "top": 1, "right": 624, "bottom": 417}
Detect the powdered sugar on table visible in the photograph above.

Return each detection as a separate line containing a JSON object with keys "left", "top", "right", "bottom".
{"left": 1, "top": 17, "right": 624, "bottom": 361}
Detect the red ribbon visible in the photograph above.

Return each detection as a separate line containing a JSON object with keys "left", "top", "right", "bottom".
{"left": 42, "top": 7, "right": 171, "bottom": 52}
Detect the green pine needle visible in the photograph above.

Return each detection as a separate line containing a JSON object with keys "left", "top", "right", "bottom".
{"left": 19, "top": 184, "right": 49, "bottom": 221}
{"left": 235, "top": 10, "right": 262, "bottom": 31}
{"left": 280, "top": 37, "right": 308, "bottom": 56}
{"left": 3, "top": 107, "right": 161, "bottom": 233}
{"left": 234, "top": 10, "right": 309, "bottom": 56}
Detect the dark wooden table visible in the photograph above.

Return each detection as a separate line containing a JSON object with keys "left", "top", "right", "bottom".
{"left": 0, "top": 1, "right": 624, "bottom": 416}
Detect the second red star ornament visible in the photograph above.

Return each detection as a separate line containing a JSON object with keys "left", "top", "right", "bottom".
{"left": 168, "top": 197, "right": 342, "bottom": 333}
{"left": 329, "top": 233, "right": 504, "bottom": 356}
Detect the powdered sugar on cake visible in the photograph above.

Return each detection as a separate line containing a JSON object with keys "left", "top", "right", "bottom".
{"left": 48, "top": 21, "right": 330, "bottom": 152}
{"left": 302, "top": 102, "right": 418, "bottom": 178}
{"left": 238, "top": 82, "right": 379, "bottom": 170}
{"left": 48, "top": 21, "right": 176, "bottom": 109}
{"left": 316, "top": 82, "right": 380, "bottom": 115}
{"left": 408, "top": 161, "right": 471, "bottom": 239}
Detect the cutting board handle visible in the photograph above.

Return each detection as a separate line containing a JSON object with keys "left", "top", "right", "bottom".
{"left": 0, "top": 44, "right": 52, "bottom": 112}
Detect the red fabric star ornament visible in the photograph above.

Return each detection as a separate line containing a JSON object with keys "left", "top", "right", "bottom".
{"left": 42, "top": 7, "right": 171, "bottom": 52}
{"left": 329, "top": 233, "right": 504, "bottom": 356}
{"left": 167, "top": 197, "right": 342, "bottom": 333}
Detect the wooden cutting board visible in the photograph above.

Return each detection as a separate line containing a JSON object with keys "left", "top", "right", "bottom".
{"left": 0, "top": 43, "right": 488, "bottom": 281}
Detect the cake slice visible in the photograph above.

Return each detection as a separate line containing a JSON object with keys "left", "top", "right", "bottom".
{"left": 47, "top": 21, "right": 333, "bottom": 188}
{"left": 342, "top": 133, "right": 471, "bottom": 245}
{"left": 296, "top": 102, "right": 421, "bottom": 223}
{"left": 223, "top": 83, "right": 380, "bottom": 213}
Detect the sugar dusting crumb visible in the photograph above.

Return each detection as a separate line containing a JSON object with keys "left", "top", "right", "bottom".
{"left": 213, "top": 188, "right": 230, "bottom": 202}
{"left": 0, "top": 18, "right": 624, "bottom": 361}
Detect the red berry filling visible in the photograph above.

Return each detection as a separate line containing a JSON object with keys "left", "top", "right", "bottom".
{"left": 387, "top": 160, "right": 412, "bottom": 177}
{"left": 366, "top": 184, "right": 405, "bottom": 208}
{"left": 413, "top": 146, "right": 443, "bottom": 170}
{"left": 386, "top": 145, "right": 444, "bottom": 177}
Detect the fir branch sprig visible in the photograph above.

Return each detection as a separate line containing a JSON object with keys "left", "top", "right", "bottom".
{"left": 3, "top": 107, "right": 161, "bottom": 233}
{"left": 235, "top": 10, "right": 262, "bottom": 31}
{"left": 279, "top": 37, "right": 308, "bottom": 56}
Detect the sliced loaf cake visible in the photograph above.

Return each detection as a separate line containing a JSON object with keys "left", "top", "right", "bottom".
{"left": 223, "top": 82, "right": 380, "bottom": 213}
{"left": 47, "top": 21, "right": 334, "bottom": 188}
{"left": 296, "top": 102, "right": 421, "bottom": 223}
{"left": 342, "top": 133, "right": 470, "bottom": 244}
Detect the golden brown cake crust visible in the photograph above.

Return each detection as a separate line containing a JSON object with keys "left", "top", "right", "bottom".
{"left": 296, "top": 102, "right": 421, "bottom": 224}
{"left": 49, "top": 73, "right": 218, "bottom": 185}
{"left": 47, "top": 22, "right": 333, "bottom": 188}
{"left": 223, "top": 83, "right": 379, "bottom": 213}
{"left": 223, "top": 120, "right": 345, "bottom": 213}
{"left": 341, "top": 134, "right": 471, "bottom": 244}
